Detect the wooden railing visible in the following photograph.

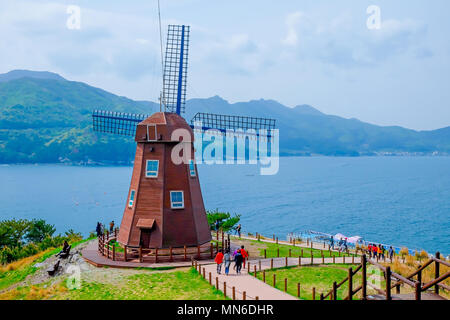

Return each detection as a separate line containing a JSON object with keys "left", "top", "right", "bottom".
{"left": 319, "top": 252, "right": 449, "bottom": 300}
{"left": 97, "top": 229, "right": 217, "bottom": 263}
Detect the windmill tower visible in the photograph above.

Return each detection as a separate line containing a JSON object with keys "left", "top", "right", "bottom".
{"left": 93, "top": 25, "right": 276, "bottom": 257}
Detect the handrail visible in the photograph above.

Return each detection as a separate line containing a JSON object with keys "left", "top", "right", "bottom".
{"left": 433, "top": 257, "right": 450, "bottom": 268}
{"left": 368, "top": 258, "right": 417, "bottom": 288}
{"left": 421, "top": 271, "right": 450, "bottom": 291}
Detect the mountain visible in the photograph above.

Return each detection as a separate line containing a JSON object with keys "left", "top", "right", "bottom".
{"left": 0, "top": 70, "right": 449, "bottom": 164}
{"left": 0, "top": 70, "right": 66, "bottom": 82}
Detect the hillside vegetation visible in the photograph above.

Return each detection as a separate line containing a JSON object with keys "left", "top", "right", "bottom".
{"left": 0, "top": 70, "right": 449, "bottom": 164}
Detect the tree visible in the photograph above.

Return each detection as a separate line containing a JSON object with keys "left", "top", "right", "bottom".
{"left": 0, "top": 219, "right": 31, "bottom": 248}
{"left": 206, "top": 209, "right": 241, "bottom": 232}
{"left": 26, "top": 219, "right": 56, "bottom": 243}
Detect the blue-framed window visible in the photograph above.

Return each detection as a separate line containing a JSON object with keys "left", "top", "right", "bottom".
{"left": 146, "top": 160, "right": 159, "bottom": 178}
{"left": 128, "top": 189, "right": 136, "bottom": 208}
{"left": 189, "top": 159, "right": 196, "bottom": 177}
{"left": 170, "top": 191, "right": 184, "bottom": 209}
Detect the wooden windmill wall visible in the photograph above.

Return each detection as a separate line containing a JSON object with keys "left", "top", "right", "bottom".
{"left": 117, "top": 112, "right": 211, "bottom": 249}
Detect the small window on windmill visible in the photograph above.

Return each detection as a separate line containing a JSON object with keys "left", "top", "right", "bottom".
{"left": 170, "top": 191, "right": 184, "bottom": 209}
{"left": 146, "top": 160, "right": 159, "bottom": 178}
{"left": 128, "top": 190, "right": 136, "bottom": 208}
{"left": 188, "top": 159, "right": 196, "bottom": 177}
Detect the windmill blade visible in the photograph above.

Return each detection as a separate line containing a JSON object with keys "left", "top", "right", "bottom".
{"left": 92, "top": 110, "right": 149, "bottom": 136}
{"left": 190, "top": 112, "right": 276, "bottom": 136}
{"left": 163, "top": 25, "right": 190, "bottom": 115}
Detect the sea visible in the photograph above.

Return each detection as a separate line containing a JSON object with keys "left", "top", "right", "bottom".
{"left": 0, "top": 157, "right": 449, "bottom": 255}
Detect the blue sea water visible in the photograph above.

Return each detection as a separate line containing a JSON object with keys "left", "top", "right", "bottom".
{"left": 0, "top": 157, "right": 449, "bottom": 255}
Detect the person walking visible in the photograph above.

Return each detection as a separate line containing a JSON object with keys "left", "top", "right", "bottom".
{"left": 240, "top": 245, "right": 249, "bottom": 269}
{"left": 388, "top": 246, "right": 394, "bottom": 261}
{"left": 234, "top": 250, "right": 243, "bottom": 274}
{"left": 224, "top": 250, "right": 232, "bottom": 276}
{"left": 215, "top": 250, "right": 224, "bottom": 274}
{"left": 109, "top": 220, "right": 115, "bottom": 233}
{"left": 330, "top": 236, "right": 334, "bottom": 250}
{"left": 380, "top": 245, "right": 385, "bottom": 260}
{"left": 235, "top": 224, "right": 242, "bottom": 238}
{"left": 215, "top": 219, "right": 220, "bottom": 231}
{"left": 368, "top": 243, "right": 373, "bottom": 258}
{"left": 96, "top": 222, "right": 102, "bottom": 237}
{"left": 373, "top": 244, "right": 378, "bottom": 259}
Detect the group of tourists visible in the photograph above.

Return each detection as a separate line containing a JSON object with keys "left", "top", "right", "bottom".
{"left": 214, "top": 245, "right": 249, "bottom": 276}
{"left": 95, "top": 220, "right": 115, "bottom": 237}
{"left": 367, "top": 243, "right": 394, "bottom": 260}
{"left": 330, "top": 236, "right": 348, "bottom": 252}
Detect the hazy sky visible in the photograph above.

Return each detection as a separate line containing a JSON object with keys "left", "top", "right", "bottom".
{"left": 1, "top": 0, "right": 449, "bottom": 130}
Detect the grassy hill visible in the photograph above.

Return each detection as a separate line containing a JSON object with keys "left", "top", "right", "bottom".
{"left": 0, "top": 70, "right": 449, "bottom": 164}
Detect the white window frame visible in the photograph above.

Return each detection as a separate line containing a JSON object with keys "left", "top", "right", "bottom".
{"left": 170, "top": 191, "right": 184, "bottom": 209}
{"left": 145, "top": 160, "right": 159, "bottom": 178}
{"left": 128, "top": 189, "right": 136, "bottom": 208}
{"left": 188, "top": 159, "right": 196, "bottom": 177}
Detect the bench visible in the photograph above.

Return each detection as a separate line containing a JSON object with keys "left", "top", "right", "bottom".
{"left": 47, "top": 260, "right": 60, "bottom": 276}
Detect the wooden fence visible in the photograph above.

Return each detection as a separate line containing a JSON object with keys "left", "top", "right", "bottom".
{"left": 97, "top": 229, "right": 217, "bottom": 263}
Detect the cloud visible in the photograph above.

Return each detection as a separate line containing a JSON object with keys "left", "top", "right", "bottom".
{"left": 281, "top": 11, "right": 303, "bottom": 46}
{"left": 280, "top": 11, "right": 432, "bottom": 68}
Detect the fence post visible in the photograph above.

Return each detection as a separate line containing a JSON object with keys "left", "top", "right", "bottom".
{"left": 298, "top": 256, "right": 301, "bottom": 266}
{"left": 112, "top": 244, "right": 115, "bottom": 261}
{"left": 139, "top": 246, "right": 142, "bottom": 263}
{"left": 348, "top": 267, "right": 353, "bottom": 300}
{"left": 209, "top": 272, "right": 211, "bottom": 285}
{"left": 273, "top": 274, "right": 276, "bottom": 287}
{"left": 289, "top": 249, "right": 292, "bottom": 257}
{"left": 124, "top": 245, "right": 127, "bottom": 262}
{"left": 301, "top": 249, "right": 303, "bottom": 257}
{"left": 352, "top": 256, "right": 354, "bottom": 264}
{"left": 232, "top": 286, "right": 235, "bottom": 300}
{"left": 263, "top": 270, "right": 266, "bottom": 283}
{"left": 322, "top": 255, "right": 324, "bottom": 264}
{"left": 416, "top": 267, "right": 422, "bottom": 301}
{"left": 223, "top": 282, "right": 227, "bottom": 298}
{"left": 216, "top": 277, "right": 219, "bottom": 289}
{"left": 361, "top": 254, "right": 367, "bottom": 300}
{"left": 155, "top": 248, "right": 158, "bottom": 263}
{"left": 386, "top": 266, "right": 392, "bottom": 301}
{"left": 271, "top": 258, "right": 273, "bottom": 269}
{"left": 285, "top": 257, "right": 288, "bottom": 267}
{"left": 332, "top": 281, "right": 337, "bottom": 300}
{"left": 435, "top": 252, "right": 440, "bottom": 295}
{"left": 310, "top": 255, "right": 313, "bottom": 265}
{"left": 276, "top": 237, "right": 278, "bottom": 245}
{"left": 243, "top": 291, "right": 246, "bottom": 300}
{"left": 259, "top": 260, "right": 261, "bottom": 271}
{"left": 264, "top": 249, "right": 267, "bottom": 259}
{"left": 277, "top": 248, "right": 280, "bottom": 258}
{"left": 248, "top": 262, "right": 250, "bottom": 273}
{"left": 254, "top": 265, "right": 257, "bottom": 277}
{"left": 297, "top": 283, "right": 301, "bottom": 298}
{"left": 284, "top": 278, "right": 287, "bottom": 292}
{"left": 312, "top": 287, "right": 316, "bottom": 300}
{"left": 210, "top": 243, "right": 213, "bottom": 259}
{"left": 343, "top": 256, "right": 345, "bottom": 264}
{"left": 170, "top": 246, "right": 173, "bottom": 262}
{"left": 333, "top": 255, "right": 335, "bottom": 264}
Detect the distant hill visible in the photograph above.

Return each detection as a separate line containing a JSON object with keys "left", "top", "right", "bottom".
{"left": 0, "top": 70, "right": 448, "bottom": 164}
{"left": 0, "top": 70, "right": 66, "bottom": 82}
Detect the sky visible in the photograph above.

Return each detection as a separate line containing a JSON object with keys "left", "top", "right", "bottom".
{"left": 0, "top": 0, "right": 449, "bottom": 130}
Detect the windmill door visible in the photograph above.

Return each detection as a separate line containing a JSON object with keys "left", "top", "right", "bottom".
{"left": 140, "top": 229, "right": 152, "bottom": 248}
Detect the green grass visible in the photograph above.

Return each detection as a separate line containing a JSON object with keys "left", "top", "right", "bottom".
{"left": 255, "top": 240, "right": 357, "bottom": 259}
{"left": 63, "top": 268, "right": 226, "bottom": 300}
{"left": 253, "top": 264, "right": 362, "bottom": 300}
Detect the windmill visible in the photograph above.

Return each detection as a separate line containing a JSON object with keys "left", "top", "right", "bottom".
{"left": 92, "top": 25, "right": 276, "bottom": 255}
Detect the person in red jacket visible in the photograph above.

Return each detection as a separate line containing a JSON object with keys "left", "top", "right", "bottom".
{"left": 240, "top": 245, "right": 249, "bottom": 268}
{"left": 215, "top": 250, "right": 224, "bottom": 274}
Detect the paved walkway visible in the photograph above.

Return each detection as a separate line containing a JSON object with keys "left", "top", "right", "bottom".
{"left": 198, "top": 256, "right": 361, "bottom": 300}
